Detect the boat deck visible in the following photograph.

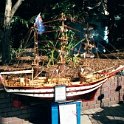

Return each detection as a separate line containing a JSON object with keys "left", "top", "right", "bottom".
{"left": 82, "top": 103, "right": 124, "bottom": 124}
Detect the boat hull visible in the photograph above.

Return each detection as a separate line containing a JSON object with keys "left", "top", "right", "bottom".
{"left": 1, "top": 65, "right": 124, "bottom": 100}
{"left": 4, "top": 79, "right": 107, "bottom": 99}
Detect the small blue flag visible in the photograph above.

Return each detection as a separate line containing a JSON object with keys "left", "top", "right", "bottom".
{"left": 34, "top": 13, "right": 45, "bottom": 34}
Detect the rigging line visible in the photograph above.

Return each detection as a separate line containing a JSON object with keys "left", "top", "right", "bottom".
{"left": 33, "top": 67, "right": 45, "bottom": 79}
{"left": 77, "top": 42, "right": 83, "bottom": 54}
{"left": 44, "top": 25, "right": 56, "bottom": 28}
{"left": 97, "top": 50, "right": 124, "bottom": 68}
{"left": 43, "top": 30, "right": 59, "bottom": 33}
{"left": 44, "top": 20, "right": 83, "bottom": 33}
{"left": 24, "top": 36, "right": 34, "bottom": 48}
{"left": 90, "top": 42, "right": 100, "bottom": 59}
{"left": 70, "top": 47, "right": 84, "bottom": 55}
{"left": 108, "top": 42, "right": 119, "bottom": 52}
{"left": 16, "top": 28, "right": 35, "bottom": 51}
{"left": 96, "top": 34, "right": 121, "bottom": 57}
{"left": 45, "top": 24, "right": 84, "bottom": 34}
{"left": 44, "top": 24, "right": 82, "bottom": 33}
{"left": 22, "top": 29, "right": 31, "bottom": 44}
{"left": 22, "top": 28, "right": 33, "bottom": 49}
{"left": 98, "top": 43, "right": 122, "bottom": 62}
{"left": 71, "top": 38, "right": 85, "bottom": 50}
{"left": 65, "top": 25, "right": 81, "bottom": 32}
{"left": 98, "top": 33, "right": 119, "bottom": 52}
{"left": 98, "top": 51, "right": 109, "bottom": 60}
{"left": 43, "top": 19, "right": 60, "bottom": 24}
{"left": 118, "top": 48, "right": 124, "bottom": 52}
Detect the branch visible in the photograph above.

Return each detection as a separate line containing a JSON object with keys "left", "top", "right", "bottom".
{"left": 11, "top": 0, "right": 24, "bottom": 18}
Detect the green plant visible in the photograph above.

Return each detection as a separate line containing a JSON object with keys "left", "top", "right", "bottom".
{"left": 46, "top": 40, "right": 59, "bottom": 66}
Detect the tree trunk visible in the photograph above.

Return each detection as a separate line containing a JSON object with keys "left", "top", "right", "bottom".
{"left": 2, "top": 27, "right": 11, "bottom": 64}
{"left": 2, "top": 0, "right": 12, "bottom": 64}
{"left": 2, "top": 0, "right": 24, "bottom": 64}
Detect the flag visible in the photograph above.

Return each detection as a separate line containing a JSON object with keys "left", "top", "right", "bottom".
{"left": 34, "top": 13, "right": 45, "bottom": 34}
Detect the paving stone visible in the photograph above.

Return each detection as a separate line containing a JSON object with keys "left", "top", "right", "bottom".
{"left": 82, "top": 104, "right": 124, "bottom": 124}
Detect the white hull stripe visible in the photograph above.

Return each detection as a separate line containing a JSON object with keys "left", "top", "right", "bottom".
{"left": 4, "top": 79, "right": 107, "bottom": 94}
{"left": 67, "top": 84, "right": 102, "bottom": 97}
{"left": 14, "top": 83, "right": 102, "bottom": 98}
{"left": 5, "top": 83, "right": 103, "bottom": 98}
{"left": 68, "top": 79, "right": 106, "bottom": 91}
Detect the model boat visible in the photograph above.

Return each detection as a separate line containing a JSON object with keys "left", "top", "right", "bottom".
{"left": 0, "top": 13, "right": 124, "bottom": 100}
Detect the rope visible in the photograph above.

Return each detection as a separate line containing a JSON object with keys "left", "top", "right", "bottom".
{"left": 65, "top": 25, "right": 81, "bottom": 32}
{"left": 22, "top": 28, "right": 33, "bottom": 48}
{"left": 95, "top": 42, "right": 124, "bottom": 67}
{"left": 43, "top": 19, "right": 60, "bottom": 24}
{"left": 43, "top": 30, "right": 59, "bottom": 33}
{"left": 95, "top": 33, "right": 123, "bottom": 60}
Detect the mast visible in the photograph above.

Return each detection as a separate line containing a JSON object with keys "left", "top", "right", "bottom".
{"left": 33, "top": 13, "right": 44, "bottom": 67}
{"left": 58, "top": 13, "right": 68, "bottom": 64}
{"left": 84, "top": 23, "right": 94, "bottom": 55}
{"left": 84, "top": 23, "right": 90, "bottom": 54}
{"left": 33, "top": 29, "right": 39, "bottom": 66}
{"left": 32, "top": 26, "right": 40, "bottom": 77}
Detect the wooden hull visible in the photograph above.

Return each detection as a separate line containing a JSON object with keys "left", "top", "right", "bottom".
{"left": 4, "top": 78, "right": 106, "bottom": 98}
{"left": 1, "top": 65, "right": 124, "bottom": 100}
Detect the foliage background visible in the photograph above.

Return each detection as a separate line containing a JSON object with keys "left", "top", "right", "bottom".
{"left": 0, "top": 0, "right": 124, "bottom": 58}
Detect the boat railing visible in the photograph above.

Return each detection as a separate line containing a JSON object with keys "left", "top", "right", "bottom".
{"left": 0, "top": 68, "right": 34, "bottom": 81}
{"left": 0, "top": 69, "right": 33, "bottom": 75}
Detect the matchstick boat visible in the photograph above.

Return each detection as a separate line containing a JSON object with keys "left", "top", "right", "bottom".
{"left": 1, "top": 65, "right": 124, "bottom": 100}
{"left": 0, "top": 13, "right": 124, "bottom": 100}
